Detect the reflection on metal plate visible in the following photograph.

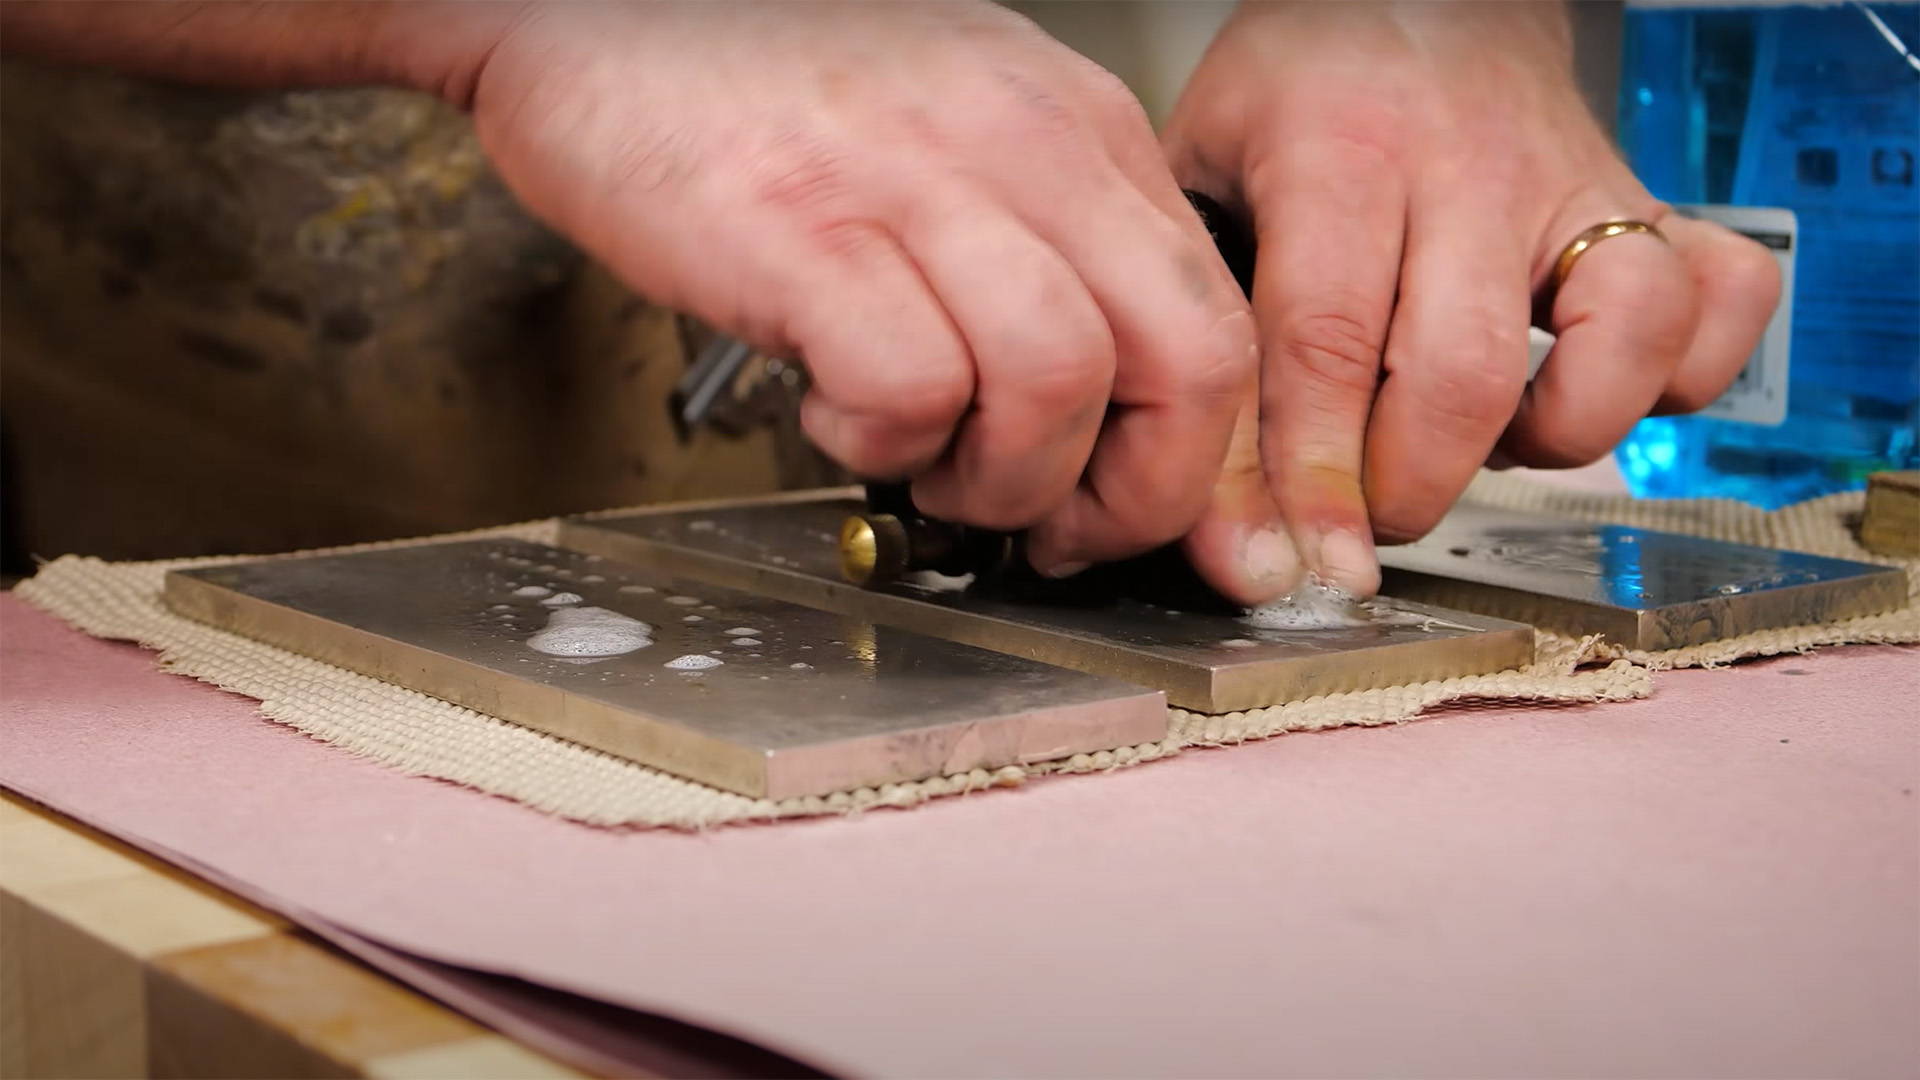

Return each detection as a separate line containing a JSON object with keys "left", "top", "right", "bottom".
{"left": 557, "top": 498, "right": 1535, "bottom": 713}
{"left": 163, "top": 541, "right": 1166, "bottom": 800}
{"left": 1377, "top": 505, "right": 1908, "bottom": 650}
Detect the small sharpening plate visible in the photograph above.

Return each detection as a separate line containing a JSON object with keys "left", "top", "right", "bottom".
{"left": 1377, "top": 505, "right": 1908, "bottom": 650}
{"left": 556, "top": 495, "right": 1536, "bottom": 714}
{"left": 163, "top": 541, "right": 1167, "bottom": 800}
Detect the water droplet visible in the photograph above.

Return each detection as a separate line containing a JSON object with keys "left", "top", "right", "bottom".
{"left": 512, "top": 585, "right": 551, "bottom": 598}
{"left": 901, "top": 570, "right": 973, "bottom": 594}
{"left": 528, "top": 607, "right": 653, "bottom": 658}
{"left": 1243, "top": 576, "right": 1373, "bottom": 630}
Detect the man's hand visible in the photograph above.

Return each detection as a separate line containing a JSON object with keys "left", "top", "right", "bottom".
{"left": 1, "top": 0, "right": 1264, "bottom": 591}
{"left": 464, "top": 1, "right": 1257, "bottom": 579}
{"left": 1164, "top": 0, "right": 1781, "bottom": 595}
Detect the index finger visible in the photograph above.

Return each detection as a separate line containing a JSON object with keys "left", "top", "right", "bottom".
{"left": 1245, "top": 138, "right": 1407, "bottom": 595}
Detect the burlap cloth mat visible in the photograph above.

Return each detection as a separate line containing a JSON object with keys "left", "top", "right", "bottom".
{"left": 15, "top": 474, "right": 1918, "bottom": 828}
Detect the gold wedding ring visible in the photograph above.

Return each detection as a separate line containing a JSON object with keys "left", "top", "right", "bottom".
{"left": 1551, "top": 219, "right": 1668, "bottom": 294}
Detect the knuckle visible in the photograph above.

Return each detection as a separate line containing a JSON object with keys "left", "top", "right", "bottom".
{"left": 1006, "top": 343, "right": 1113, "bottom": 415}
{"left": 1716, "top": 234, "right": 1784, "bottom": 312}
{"left": 836, "top": 440, "right": 918, "bottom": 479}
{"left": 920, "top": 444, "right": 1075, "bottom": 532}
{"left": 749, "top": 134, "right": 858, "bottom": 217}
{"left": 964, "top": 488, "right": 1062, "bottom": 532}
{"left": 811, "top": 409, "right": 947, "bottom": 479}
{"left": 1424, "top": 367, "right": 1518, "bottom": 434}
{"left": 1097, "top": 484, "right": 1203, "bottom": 553}
{"left": 987, "top": 69, "right": 1094, "bottom": 146}
{"left": 1119, "top": 499, "right": 1199, "bottom": 551}
{"left": 1279, "top": 309, "right": 1385, "bottom": 396}
{"left": 1076, "top": 65, "right": 1149, "bottom": 130}
{"left": 1187, "top": 310, "right": 1259, "bottom": 401}
{"left": 801, "top": 217, "right": 893, "bottom": 261}
{"left": 1369, "top": 483, "right": 1460, "bottom": 546}
{"left": 1646, "top": 304, "right": 1701, "bottom": 365}
{"left": 805, "top": 405, "right": 904, "bottom": 477}
{"left": 865, "top": 364, "right": 974, "bottom": 431}
{"left": 1519, "top": 433, "right": 1611, "bottom": 471}
{"left": 607, "top": 124, "right": 696, "bottom": 195}
{"left": 1372, "top": 511, "right": 1439, "bottom": 547}
{"left": 795, "top": 337, "right": 974, "bottom": 435}
{"left": 827, "top": 434, "right": 897, "bottom": 477}
{"left": 1320, "top": 125, "right": 1406, "bottom": 172}
{"left": 1660, "top": 377, "right": 1732, "bottom": 416}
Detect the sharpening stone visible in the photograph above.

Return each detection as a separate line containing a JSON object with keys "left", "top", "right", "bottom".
{"left": 163, "top": 541, "right": 1168, "bottom": 800}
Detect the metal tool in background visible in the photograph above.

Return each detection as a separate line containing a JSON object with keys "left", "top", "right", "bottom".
{"left": 1377, "top": 505, "right": 1908, "bottom": 650}
{"left": 668, "top": 332, "right": 756, "bottom": 442}
{"left": 557, "top": 495, "right": 1536, "bottom": 714}
{"left": 163, "top": 540, "right": 1166, "bottom": 799}
{"left": 667, "top": 318, "right": 845, "bottom": 490}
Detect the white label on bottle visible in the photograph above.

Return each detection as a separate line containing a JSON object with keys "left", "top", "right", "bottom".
{"left": 1677, "top": 204, "right": 1797, "bottom": 427}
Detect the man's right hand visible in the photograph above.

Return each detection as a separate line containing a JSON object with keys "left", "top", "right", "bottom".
{"left": 460, "top": 1, "right": 1260, "bottom": 586}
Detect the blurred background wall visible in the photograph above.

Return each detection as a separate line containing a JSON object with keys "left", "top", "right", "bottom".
{"left": 1014, "top": 0, "right": 1621, "bottom": 130}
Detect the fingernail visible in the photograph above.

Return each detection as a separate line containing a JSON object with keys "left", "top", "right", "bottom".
{"left": 1315, "top": 529, "right": 1381, "bottom": 597}
{"left": 1243, "top": 525, "right": 1300, "bottom": 586}
{"left": 1040, "top": 560, "right": 1091, "bottom": 579}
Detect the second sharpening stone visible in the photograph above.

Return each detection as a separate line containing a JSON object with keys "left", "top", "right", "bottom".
{"left": 1377, "top": 505, "right": 1908, "bottom": 650}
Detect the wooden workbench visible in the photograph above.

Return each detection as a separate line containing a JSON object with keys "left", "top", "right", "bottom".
{"left": 1, "top": 792, "right": 584, "bottom": 1079}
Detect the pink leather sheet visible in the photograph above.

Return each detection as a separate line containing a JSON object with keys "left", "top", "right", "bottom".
{"left": 4, "top": 595, "right": 1915, "bottom": 1078}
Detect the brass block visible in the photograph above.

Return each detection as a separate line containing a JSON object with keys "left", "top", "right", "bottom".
{"left": 1861, "top": 471, "right": 1920, "bottom": 557}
